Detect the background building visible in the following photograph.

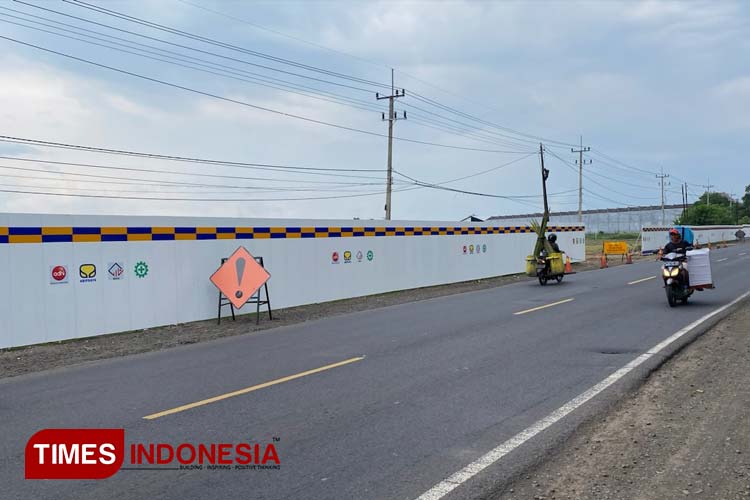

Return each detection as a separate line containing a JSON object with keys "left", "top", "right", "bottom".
{"left": 488, "top": 204, "right": 684, "bottom": 234}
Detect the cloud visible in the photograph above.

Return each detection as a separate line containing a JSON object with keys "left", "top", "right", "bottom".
{"left": 0, "top": 0, "right": 748, "bottom": 219}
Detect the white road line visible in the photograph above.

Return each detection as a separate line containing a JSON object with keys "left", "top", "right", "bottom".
{"left": 717, "top": 258, "right": 729, "bottom": 262}
{"left": 628, "top": 276, "right": 656, "bottom": 285}
{"left": 414, "top": 290, "right": 750, "bottom": 500}
{"left": 740, "top": 252, "right": 747, "bottom": 256}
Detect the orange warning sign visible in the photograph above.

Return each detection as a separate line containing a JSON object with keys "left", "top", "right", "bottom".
{"left": 210, "top": 247, "right": 270, "bottom": 309}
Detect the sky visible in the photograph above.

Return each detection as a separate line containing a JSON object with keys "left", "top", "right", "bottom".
{"left": 0, "top": 0, "right": 748, "bottom": 221}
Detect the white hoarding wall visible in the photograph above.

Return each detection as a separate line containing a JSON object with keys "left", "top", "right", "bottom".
{"left": 641, "top": 225, "right": 750, "bottom": 254}
{"left": 0, "top": 214, "right": 585, "bottom": 349}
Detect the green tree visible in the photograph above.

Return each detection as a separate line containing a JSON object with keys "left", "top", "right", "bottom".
{"left": 741, "top": 184, "right": 750, "bottom": 219}
{"left": 696, "top": 191, "right": 732, "bottom": 207}
{"left": 675, "top": 204, "right": 734, "bottom": 225}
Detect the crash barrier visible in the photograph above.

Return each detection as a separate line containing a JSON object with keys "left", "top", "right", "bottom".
{"left": 641, "top": 225, "right": 750, "bottom": 255}
{"left": 0, "top": 213, "right": 586, "bottom": 348}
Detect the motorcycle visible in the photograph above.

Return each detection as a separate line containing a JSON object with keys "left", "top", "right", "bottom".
{"left": 661, "top": 251, "right": 693, "bottom": 307}
{"left": 536, "top": 250, "right": 564, "bottom": 286}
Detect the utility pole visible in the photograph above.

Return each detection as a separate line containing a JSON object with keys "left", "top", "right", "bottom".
{"left": 540, "top": 143, "right": 549, "bottom": 214}
{"left": 701, "top": 179, "right": 715, "bottom": 206}
{"left": 376, "top": 68, "right": 406, "bottom": 220}
{"left": 571, "top": 136, "right": 591, "bottom": 223}
{"left": 656, "top": 167, "right": 670, "bottom": 225}
{"left": 730, "top": 193, "right": 738, "bottom": 223}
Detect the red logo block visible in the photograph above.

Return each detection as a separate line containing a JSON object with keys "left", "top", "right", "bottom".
{"left": 25, "top": 429, "right": 125, "bottom": 479}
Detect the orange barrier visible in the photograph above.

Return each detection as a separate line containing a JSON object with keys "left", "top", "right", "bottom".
{"left": 600, "top": 255, "right": 608, "bottom": 269}
{"left": 564, "top": 256, "right": 573, "bottom": 274}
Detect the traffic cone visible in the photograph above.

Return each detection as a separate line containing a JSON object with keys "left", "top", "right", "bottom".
{"left": 565, "top": 256, "right": 573, "bottom": 273}
{"left": 600, "top": 254, "right": 608, "bottom": 269}
{"left": 626, "top": 252, "right": 633, "bottom": 264}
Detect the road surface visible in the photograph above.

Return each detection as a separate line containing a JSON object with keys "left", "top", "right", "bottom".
{"left": 2, "top": 244, "right": 749, "bottom": 500}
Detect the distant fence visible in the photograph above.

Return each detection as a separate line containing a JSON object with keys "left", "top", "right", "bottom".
{"left": 0, "top": 213, "right": 585, "bottom": 348}
{"left": 641, "top": 225, "right": 750, "bottom": 254}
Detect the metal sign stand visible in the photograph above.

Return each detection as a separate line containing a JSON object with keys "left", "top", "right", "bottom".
{"left": 217, "top": 256, "right": 272, "bottom": 325}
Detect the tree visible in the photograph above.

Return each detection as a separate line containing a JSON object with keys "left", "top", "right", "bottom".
{"left": 741, "top": 184, "right": 750, "bottom": 219}
{"left": 675, "top": 204, "right": 734, "bottom": 225}
{"left": 696, "top": 191, "right": 732, "bottom": 207}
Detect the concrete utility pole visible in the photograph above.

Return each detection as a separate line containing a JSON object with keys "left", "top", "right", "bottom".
{"left": 656, "top": 167, "right": 670, "bottom": 225}
{"left": 540, "top": 143, "right": 549, "bottom": 214}
{"left": 701, "top": 179, "right": 715, "bottom": 206}
{"left": 570, "top": 136, "right": 591, "bottom": 223}
{"left": 376, "top": 69, "right": 406, "bottom": 220}
{"left": 730, "top": 192, "right": 738, "bottom": 223}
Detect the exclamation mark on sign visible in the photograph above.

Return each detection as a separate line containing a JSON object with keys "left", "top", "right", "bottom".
{"left": 235, "top": 257, "right": 246, "bottom": 299}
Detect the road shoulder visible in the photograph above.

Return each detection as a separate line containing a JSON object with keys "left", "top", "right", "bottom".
{"left": 491, "top": 303, "right": 750, "bottom": 500}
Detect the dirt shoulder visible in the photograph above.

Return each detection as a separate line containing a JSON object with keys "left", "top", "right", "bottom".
{"left": 491, "top": 303, "right": 750, "bottom": 500}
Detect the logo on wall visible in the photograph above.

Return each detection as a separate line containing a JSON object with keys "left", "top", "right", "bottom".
{"left": 482, "top": 244, "right": 487, "bottom": 253}
{"left": 367, "top": 250, "right": 374, "bottom": 261}
{"left": 79, "top": 264, "right": 97, "bottom": 283}
{"left": 107, "top": 262, "right": 125, "bottom": 280}
{"left": 469, "top": 245, "right": 474, "bottom": 254}
{"left": 343, "top": 250, "right": 352, "bottom": 263}
{"left": 332, "top": 251, "right": 339, "bottom": 264}
{"left": 462, "top": 245, "right": 467, "bottom": 255}
{"left": 134, "top": 261, "right": 149, "bottom": 278}
{"left": 356, "top": 250, "right": 363, "bottom": 262}
{"left": 49, "top": 265, "right": 68, "bottom": 285}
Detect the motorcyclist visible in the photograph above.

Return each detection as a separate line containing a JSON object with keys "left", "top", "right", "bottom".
{"left": 663, "top": 228, "right": 692, "bottom": 254}
{"left": 662, "top": 228, "right": 694, "bottom": 288}
{"left": 547, "top": 233, "right": 561, "bottom": 253}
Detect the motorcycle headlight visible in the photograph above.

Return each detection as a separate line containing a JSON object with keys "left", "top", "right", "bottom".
{"left": 670, "top": 267, "right": 680, "bottom": 277}
{"left": 662, "top": 268, "right": 671, "bottom": 277}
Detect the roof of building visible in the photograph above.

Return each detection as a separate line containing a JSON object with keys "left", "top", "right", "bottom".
{"left": 487, "top": 204, "right": 684, "bottom": 220}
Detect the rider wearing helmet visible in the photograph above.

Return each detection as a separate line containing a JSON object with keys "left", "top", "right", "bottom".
{"left": 663, "top": 227, "right": 694, "bottom": 288}
{"left": 547, "top": 233, "right": 561, "bottom": 253}
{"left": 663, "top": 228, "right": 692, "bottom": 254}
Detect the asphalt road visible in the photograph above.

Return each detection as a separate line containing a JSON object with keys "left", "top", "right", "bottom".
{"left": 2, "top": 244, "right": 749, "bottom": 500}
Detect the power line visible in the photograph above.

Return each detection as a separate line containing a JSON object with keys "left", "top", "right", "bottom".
{"left": 13, "top": 1, "right": 383, "bottom": 94}
{"left": 407, "top": 92, "right": 577, "bottom": 148}
{"left": 0, "top": 8, "right": 393, "bottom": 112}
{"left": 0, "top": 136, "right": 390, "bottom": 177}
{"left": 0, "top": 35, "right": 531, "bottom": 154}
{"left": 173, "top": 0, "right": 391, "bottom": 72}
{"left": 0, "top": 163, "right": 391, "bottom": 192}
{"left": 544, "top": 148, "right": 639, "bottom": 207}
{"left": 55, "top": 0, "right": 392, "bottom": 90}
{"left": 0, "top": 154, "right": 393, "bottom": 185}
{"left": 170, "top": 0, "right": 580, "bottom": 150}
{"left": 1, "top": 12, "right": 533, "bottom": 151}
{"left": 0, "top": 11, "right": 533, "bottom": 151}
{"left": 0, "top": 186, "right": 397, "bottom": 202}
